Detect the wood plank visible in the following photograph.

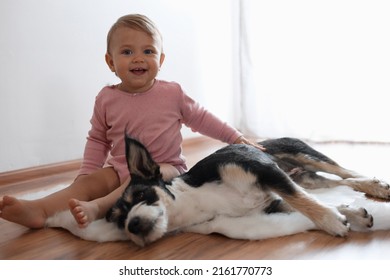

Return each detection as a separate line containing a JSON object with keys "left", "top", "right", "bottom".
{"left": 0, "top": 160, "right": 81, "bottom": 187}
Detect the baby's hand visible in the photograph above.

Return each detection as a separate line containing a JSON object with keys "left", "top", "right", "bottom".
{"left": 234, "top": 136, "right": 266, "bottom": 151}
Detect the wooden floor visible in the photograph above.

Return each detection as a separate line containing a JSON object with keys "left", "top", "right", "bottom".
{"left": 1, "top": 138, "right": 390, "bottom": 260}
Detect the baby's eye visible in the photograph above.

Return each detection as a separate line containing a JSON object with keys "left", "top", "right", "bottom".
{"left": 122, "top": 49, "right": 133, "bottom": 55}
{"left": 144, "top": 49, "right": 154, "bottom": 55}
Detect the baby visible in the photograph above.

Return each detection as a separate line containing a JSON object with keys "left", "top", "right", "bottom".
{"left": 0, "top": 14, "right": 263, "bottom": 229}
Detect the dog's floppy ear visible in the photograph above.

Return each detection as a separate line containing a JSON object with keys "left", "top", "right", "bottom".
{"left": 125, "top": 134, "right": 162, "bottom": 181}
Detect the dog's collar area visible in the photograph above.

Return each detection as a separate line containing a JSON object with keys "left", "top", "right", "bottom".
{"left": 160, "top": 182, "right": 175, "bottom": 199}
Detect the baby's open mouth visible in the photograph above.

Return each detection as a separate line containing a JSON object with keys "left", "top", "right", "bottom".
{"left": 131, "top": 68, "right": 147, "bottom": 75}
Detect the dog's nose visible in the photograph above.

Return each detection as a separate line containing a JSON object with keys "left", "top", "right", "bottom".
{"left": 128, "top": 217, "right": 141, "bottom": 234}
{"left": 128, "top": 216, "right": 152, "bottom": 235}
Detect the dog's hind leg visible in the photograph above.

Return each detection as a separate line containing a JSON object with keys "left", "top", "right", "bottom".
{"left": 276, "top": 187, "right": 350, "bottom": 237}
{"left": 262, "top": 185, "right": 374, "bottom": 231}
{"left": 282, "top": 155, "right": 390, "bottom": 197}
{"left": 252, "top": 161, "right": 350, "bottom": 237}
{"left": 291, "top": 170, "right": 390, "bottom": 200}
{"left": 337, "top": 177, "right": 390, "bottom": 199}
{"left": 337, "top": 205, "right": 373, "bottom": 231}
{"left": 261, "top": 137, "right": 361, "bottom": 178}
{"left": 263, "top": 138, "right": 390, "bottom": 199}
{"left": 265, "top": 171, "right": 378, "bottom": 235}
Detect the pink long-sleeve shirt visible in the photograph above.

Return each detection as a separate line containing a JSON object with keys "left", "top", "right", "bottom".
{"left": 78, "top": 79, "right": 242, "bottom": 183}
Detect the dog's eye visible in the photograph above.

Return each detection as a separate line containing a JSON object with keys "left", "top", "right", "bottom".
{"left": 134, "top": 191, "right": 145, "bottom": 201}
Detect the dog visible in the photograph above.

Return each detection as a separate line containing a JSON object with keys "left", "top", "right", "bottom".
{"left": 47, "top": 136, "right": 390, "bottom": 246}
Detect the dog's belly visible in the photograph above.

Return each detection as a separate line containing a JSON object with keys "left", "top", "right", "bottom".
{"left": 222, "top": 186, "right": 272, "bottom": 216}
{"left": 175, "top": 182, "right": 271, "bottom": 225}
{"left": 219, "top": 164, "right": 273, "bottom": 215}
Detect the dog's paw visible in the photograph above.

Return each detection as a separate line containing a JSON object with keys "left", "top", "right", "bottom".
{"left": 370, "top": 178, "right": 390, "bottom": 199}
{"left": 337, "top": 205, "right": 373, "bottom": 231}
{"left": 314, "top": 208, "right": 350, "bottom": 237}
{"left": 346, "top": 177, "right": 390, "bottom": 200}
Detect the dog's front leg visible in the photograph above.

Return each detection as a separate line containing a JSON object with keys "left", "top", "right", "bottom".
{"left": 46, "top": 210, "right": 129, "bottom": 242}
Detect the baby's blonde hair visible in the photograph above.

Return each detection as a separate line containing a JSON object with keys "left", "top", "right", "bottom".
{"left": 106, "top": 14, "right": 163, "bottom": 54}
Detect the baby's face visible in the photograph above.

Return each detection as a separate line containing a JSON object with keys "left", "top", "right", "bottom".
{"left": 105, "top": 27, "right": 165, "bottom": 93}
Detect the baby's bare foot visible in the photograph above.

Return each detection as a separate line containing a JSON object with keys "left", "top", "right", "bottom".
{"left": 68, "top": 199, "right": 99, "bottom": 228}
{"left": 0, "top": 196, "right": 46, "bottom": 228}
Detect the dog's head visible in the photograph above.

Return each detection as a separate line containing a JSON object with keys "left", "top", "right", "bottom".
{"left": 105, "top": 135, "right": 174, "bottom": 246}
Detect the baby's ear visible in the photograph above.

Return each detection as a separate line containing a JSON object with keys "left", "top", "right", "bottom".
{"left": 105, "top": 53, "right": 116, "bottom": 72}
{"left": 124, "top": 134, "right": 162, "bottom": 181}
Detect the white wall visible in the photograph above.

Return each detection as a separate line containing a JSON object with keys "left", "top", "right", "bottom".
{"left": 0, "top": 0, "right": 236, "bottom": 172}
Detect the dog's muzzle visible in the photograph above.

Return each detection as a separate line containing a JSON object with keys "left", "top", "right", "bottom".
{"left": 124, "top": 201, "right": 168, "bottom": 246}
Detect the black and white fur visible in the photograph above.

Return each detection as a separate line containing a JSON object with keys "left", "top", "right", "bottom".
{"left": 47, "top": 136, "right": 390, "bottom": 246}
